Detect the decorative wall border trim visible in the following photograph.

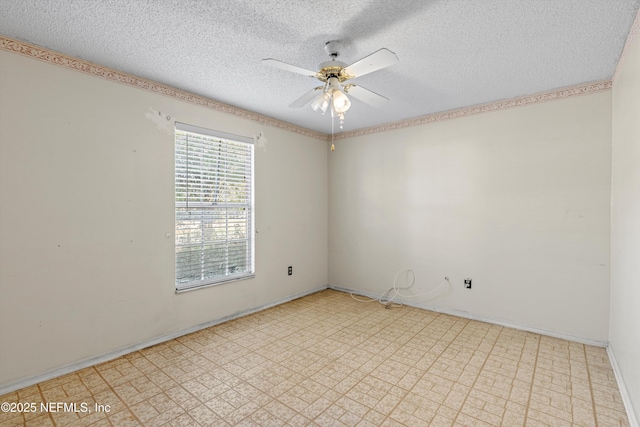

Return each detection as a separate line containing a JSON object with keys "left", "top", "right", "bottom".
{"left": 613, "top": 7, "right": 640, "bottom": 85}
{"left": 333, "top": 80, "right": 612, "bottom": 140}
{"left": 0, "top": 36, "right": 327, "bottom": 141}
{"left": 0, "top": 35, "right": 616, "bottom": 142}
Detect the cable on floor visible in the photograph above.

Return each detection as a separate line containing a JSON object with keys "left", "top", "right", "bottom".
{"left": 350, "top": 269, "right": 450, "bottom": 308}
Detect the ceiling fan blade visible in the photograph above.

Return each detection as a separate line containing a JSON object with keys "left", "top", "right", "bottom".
{"left": 262, "top": 58, "right": 318, "bottom": 77}
{"left": 288, "top": 87, "right": 323, "bottom": 108}
{"left": 342, "top": 48, "right": 398, "bottom": 78}
{"left": 344, "top": 84, "right": 389, "bottom": 108}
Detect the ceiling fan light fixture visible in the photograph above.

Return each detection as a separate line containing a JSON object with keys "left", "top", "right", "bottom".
{"left": 264, "top": 41, "right": 398, "bottom": 133}
{"left": 325, "top": 76, "right": 351, "bottom": 114}
{"left": 331, "top": 90, "right": 351, "bottom": 114}
{"left": 310, "top": 91, "right": 331, "bottom": 114}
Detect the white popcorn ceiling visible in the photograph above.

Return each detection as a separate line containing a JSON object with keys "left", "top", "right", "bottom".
{"left": 1, "top": 0, "right": 638, "bottom": 134}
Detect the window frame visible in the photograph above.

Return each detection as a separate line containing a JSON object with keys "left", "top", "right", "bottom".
{"left": 174, "top": 122, "right": 255, "bottom": 293}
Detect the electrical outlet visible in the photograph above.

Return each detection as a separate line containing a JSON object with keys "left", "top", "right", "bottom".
{"left": 288, "top": 266, "right": 292, "bottom": 276}
{"left": 464, "top": 278, "right": 472, "bottom": 289}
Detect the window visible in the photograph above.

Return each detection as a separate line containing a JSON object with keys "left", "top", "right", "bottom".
{"left": 174, "top": 122, "right": 254, "bottom": 292}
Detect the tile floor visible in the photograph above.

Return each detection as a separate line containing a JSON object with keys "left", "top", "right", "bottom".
{"left": 0, "top": 289, "right": 631, "bottom": 426}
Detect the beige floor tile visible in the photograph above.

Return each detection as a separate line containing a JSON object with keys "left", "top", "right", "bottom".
{"left": 0, "top": 290, "right": 632, "bottom": 426}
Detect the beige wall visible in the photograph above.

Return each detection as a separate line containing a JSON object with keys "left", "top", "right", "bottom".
{"left": 0, "top": 50, "right": 328, "bottom": 388}
{"left": 611, "top": 23, "right": 640, "bottom": 423}
{"left": 329, "top": 92, "right": 612, "bottom": 343}
{"left": 0, "top": 36, "right": 631, "bottom": 405}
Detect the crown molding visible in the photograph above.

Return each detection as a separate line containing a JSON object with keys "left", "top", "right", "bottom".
{"left": 333, "top": 80, "right": 612, "bottom": 140}
{"left": 612, "top": 7, "right": 640, "bottom": 85}
{"left": 1, "top": 35, "right": 614, "bottom": 142}
{"left": 0, "top": 36, "right": 327, "bottom": 141}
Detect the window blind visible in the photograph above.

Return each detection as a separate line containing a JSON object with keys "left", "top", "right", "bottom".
{"left": 175, "top": 123, "right": 254, "bottom": 292}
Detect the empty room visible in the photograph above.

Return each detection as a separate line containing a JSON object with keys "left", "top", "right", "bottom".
{"left": 0, "top": 1, "right": 639, "bottom": 426}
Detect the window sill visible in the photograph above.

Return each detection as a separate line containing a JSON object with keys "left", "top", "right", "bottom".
{"left": 175, "top": 273, "right": 255, "bottom": 294}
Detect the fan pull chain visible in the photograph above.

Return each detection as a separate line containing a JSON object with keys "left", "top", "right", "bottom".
{"left": 331, "top": 110, "right": 335, "bottom": 151}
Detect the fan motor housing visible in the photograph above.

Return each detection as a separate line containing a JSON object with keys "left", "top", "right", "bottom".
{"left": 317, "top": 60, "right": 351, "bottom": 82}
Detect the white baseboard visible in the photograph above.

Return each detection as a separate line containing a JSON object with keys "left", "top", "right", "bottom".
{"left": 1, "top": 284, "right": 615, "bottom": 397}
{"left": 608, "top": 344, "right": 639, "bottom": 427}
{"left": 328, "top": 285, "right": 609, "bottom": 348}
{"left": 0, "top": 286, "right": 327, "bottom": 396}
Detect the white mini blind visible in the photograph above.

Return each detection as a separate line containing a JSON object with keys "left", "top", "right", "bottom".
{"left": 175, "top": 123, "right": 254, "bottom": 292}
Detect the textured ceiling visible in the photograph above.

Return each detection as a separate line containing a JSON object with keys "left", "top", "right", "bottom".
{"left": 0, "top": 0, "right": 639, "bottom": 134}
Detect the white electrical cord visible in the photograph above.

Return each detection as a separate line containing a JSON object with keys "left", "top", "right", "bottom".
{"left": 350, "top": 269, "right": 450, "bottom": 307}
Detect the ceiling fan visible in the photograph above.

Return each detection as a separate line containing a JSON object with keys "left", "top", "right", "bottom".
{"left": 263, "top": 40, "right": 398, "bottom": 128}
